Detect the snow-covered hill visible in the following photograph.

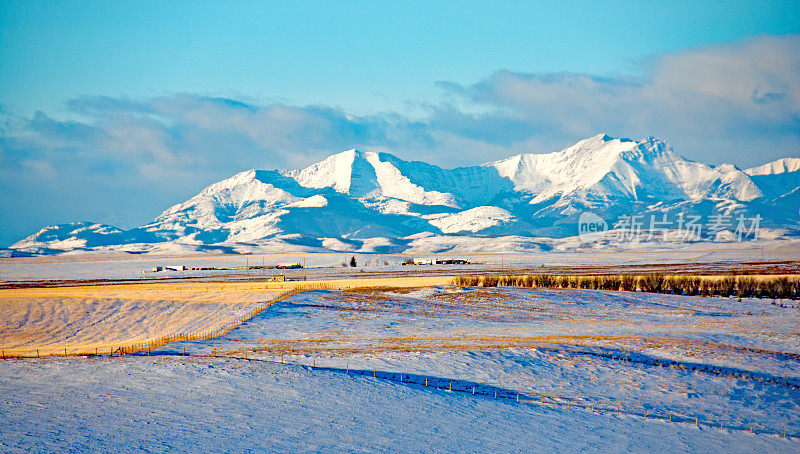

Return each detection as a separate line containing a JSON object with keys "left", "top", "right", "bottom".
{"left": 10, "top": 134, "right": 800, "bottom": 255}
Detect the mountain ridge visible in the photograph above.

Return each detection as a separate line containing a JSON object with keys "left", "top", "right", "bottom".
{"left": 9, "top": 134, "right": 800, "bottom": 255}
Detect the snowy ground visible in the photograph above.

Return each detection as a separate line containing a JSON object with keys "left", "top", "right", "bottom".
{"left": 2, "top": 286, "right": 798, "bottom": 451}
{"left": 2, "top": 355, "right": 796, "bottom": 453}
{"left": 2, "top": 247, "right": 799, "bottom": 283}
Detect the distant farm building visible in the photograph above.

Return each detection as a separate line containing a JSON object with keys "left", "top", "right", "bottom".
{"left": 405, "top": 258, "right": 470, "bottom": 265}
{"left": 164, "top": 265, "right": 187, "bottom": 271}
{"left": 435, "top": 259, "right": 470, "bottom": 265}
{"left": 276, "top": 263, "right": 303, "bottom": 269}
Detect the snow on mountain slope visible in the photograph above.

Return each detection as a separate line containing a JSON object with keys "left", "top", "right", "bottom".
{"left": 149, "top": 169, "right": 301, "bottom": 232}
{"left": 428, "top": 206, "right": 516, "bottom": 234}
{"left": 285, "top": 149, "right": 458, "bottom": 206}
{"left": 363, "top": 152, "right": 458, "bottom": 207}
{"left": 745, "top": 158, "right": 800, "bottom": 176}
{"left": 139, "top": 170, "right": 298, "bottom": 244}
{"left": 744, "top": 158, "right": 800, "bottom": 206}
{"left": 287, "top": 149, "right": 365, "bottom": 194}
{"left": 374, "top": 153, "right": 515, "bottom": 207}
{"left": 9, "top": 135, "right": 800, "bottom": 255}
{"left": 490, "top": 134, "right": 641, "bottom": 199}
{"left": 288, "top": 194, "right": 328, "bottom": 208}
{"left": 489, "top": 134, "right": 761, "bottom": 203}
{"left": 11, "top": 222, "right": 160, "bottom": 253}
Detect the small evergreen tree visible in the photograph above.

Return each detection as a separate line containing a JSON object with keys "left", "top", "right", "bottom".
{"left": 349, "top": 256, "right": 357, "bottom": 267}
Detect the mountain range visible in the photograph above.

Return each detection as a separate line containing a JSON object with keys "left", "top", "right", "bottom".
{"left": 8, "top": 134, "right": 800, "bottom": 255}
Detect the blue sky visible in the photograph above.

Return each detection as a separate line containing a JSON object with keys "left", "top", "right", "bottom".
{"left": 3, "top": 1, "right": 799, "bottom": 117}
{"left": 1, "top": 1, "right": 799, "bottom": 245}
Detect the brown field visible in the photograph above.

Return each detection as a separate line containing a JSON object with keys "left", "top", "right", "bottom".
{"left": 0, "top": 276, "right": 454, "bottom": 357}
{"left": 2, "top": 273, "right": 797, "bottom": 358}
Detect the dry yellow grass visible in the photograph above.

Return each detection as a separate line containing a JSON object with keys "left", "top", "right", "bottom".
{"left": 0, "top": 289, "right": 286, "bottom": 356}
{"left": 0, "top": 276, "right": 454, "bottom": 356}
{"left": 0, "top": 275, "right": 454, "bottom": 297}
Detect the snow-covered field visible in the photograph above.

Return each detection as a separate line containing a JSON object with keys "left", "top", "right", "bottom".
{"left": 1, "top": 355, "right": 795, "bottom": 453}
{"left": 2, "top": 247, "right": 798, "bottom": 282}
{"left": 2, "top": 286, "right": 798, "bottom": 451}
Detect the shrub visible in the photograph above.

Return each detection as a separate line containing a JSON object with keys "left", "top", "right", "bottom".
{"left": 663, "top": 276, "right": 678, "bottom": 294}
{"left": 522, "top": 275, "right": 534, "bottom": 287}
{"left": 669, "top": 276, "right": 685, "bottom": 295}
{"left": 452, "top": 276, "right": 480, "bottom": 286}
{"left": 756, "top": 279, "right": 771, "bottom": 299}
{"left": 563, "top": 276, "right": 576, "bottom": 289}
{"left": 533, "top": 274, "right": 555, "bottom": 288}
{"left": 774, "top": 277, "right": 790, "bottom": 299}
{"left": 620, "top": 275, "right": 638, "bottom": 291}
{"left": 556, "top": 276, "right": 565, "bottom": 288}
{"left": 640, "top": 274, "right": 665, "bottom": 293}
{"left": 717, "top": 276, "right": 736, "bottom": 297}
{"left": 699, "top": 279, "right": 711, "bottom": 297}
{"left": 451, "top": 272, "right": 797, "bottom": 299}
{"left": 790, "top": 277, "right": 800, "bottom": 299}
{"left": 575, "top": 276, "right": 591, "bottom": 289}
{"left": 598, "top": 275, "right": 621, "bottom": 291}
{"left": 686, "top": 277, "right": 701, "bottom": 296}
{"left": 737, "top": 277, "right": 757, "bottom": 297}
{"left": 482, "top": 276, "right": 499, "bottom": 287}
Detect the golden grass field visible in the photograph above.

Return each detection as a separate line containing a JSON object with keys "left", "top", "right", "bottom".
{"left": 0, "top": 276, "right": 454, "bottom": 356}
{"left": 2, "top": 273, "right": 797, "bottom": 358}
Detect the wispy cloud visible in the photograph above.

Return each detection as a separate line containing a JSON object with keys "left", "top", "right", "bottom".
{"left": 444, "top": 34, "right": 800, "bottom": 164}
{"left": 1, "top": 35, "right": 798, "bottom": 245}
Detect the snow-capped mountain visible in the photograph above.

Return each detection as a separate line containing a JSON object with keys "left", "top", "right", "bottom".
{"left": 10, "top": 134, "right": 800, "bottom": 255}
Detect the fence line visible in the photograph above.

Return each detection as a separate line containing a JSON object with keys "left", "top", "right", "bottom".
{"left": 231, "top": 357, "right": 796, "bottom": 440}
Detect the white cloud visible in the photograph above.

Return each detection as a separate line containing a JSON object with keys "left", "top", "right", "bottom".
{"left": 449, "top": 34, "right": 800, "bottom": 166}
